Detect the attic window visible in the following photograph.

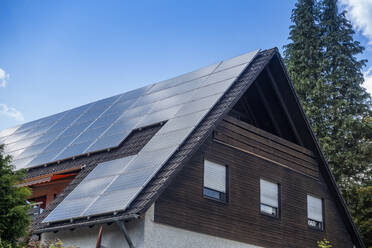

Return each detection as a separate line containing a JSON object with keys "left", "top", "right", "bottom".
{"left": 203, "top": 160, "right": 227, "bottom": 202}
{"left": 260, "top": 179, "right": 279, "bottom": 218}
{"left": 307, "top": 195, "right": 324, "bottom": 230}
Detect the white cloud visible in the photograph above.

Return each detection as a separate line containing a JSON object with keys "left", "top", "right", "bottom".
{"left": 363, "top": 66, "right": 372, "bottom": 94}
{"left": 0, "top": 68, "right": 9, "bottom": 88}
{"left": 341, "top": 0, "right": 372, "bottom": 44}
{"left": 0, "top": 104, "right": 24, "bottom": 122}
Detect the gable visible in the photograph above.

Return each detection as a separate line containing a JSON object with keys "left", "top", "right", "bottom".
{"left": 30, "top": 48, "right": 363, "bottom": 248}
{"left": 227, "top": 52, "right": 363, "bottom": 247}
{"left": 151, "top": 50, "right": 364, "bottom": 247}
{"left": 154, "top": 116, "right": 354, "bottom": 247}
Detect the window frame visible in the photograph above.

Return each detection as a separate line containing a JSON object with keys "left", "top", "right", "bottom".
{"left": 259, "top": 177, "right": 281, "bottom": 219}
{"left": 202, "top": 158, "right": 229, "bottom": 203}
{"left": 306, "top": 194, "right": 325, "bottom": 231}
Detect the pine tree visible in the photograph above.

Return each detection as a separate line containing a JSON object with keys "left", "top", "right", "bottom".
{"left": 283, "top": 0, "right": 330, "bottom": 140}
{"left": 285, "top": 0, "right": 372, "bottom": 187}
{"left": 0, "top": 145, "right": 31, "bottom": 247}
{"left": 319, "top": 2, "right": 372, "bottom": 245}
{"left": 284, "top": 0, "right": 372, "bottom": 245}
{"left": 319, "top": 0, "right": 372, "bottom": 187}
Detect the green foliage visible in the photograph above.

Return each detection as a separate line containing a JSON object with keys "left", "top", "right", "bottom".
{"left": 285, "top": 0, "right": 372, "bottom": 187}
{"left": 344, "top": 185, "right": 372, "bottom": 247}
{"left": 284, "top": 0, "right": 328, "bottom": 139}
{"left": 317, "top": 238, "right": 332, "bottom": 248}
{"left": 25, "top": 239, "right": 78, "bottom": 248}
{"left": 0, "top": 238, "right": 12, "bottom": 248}
{"left": 319, "top": 0, "right": 372, "bottom": 187}
{"left": 284, "top": 0, "right": 372, "bottom": 246}
{"left": 0, "top": 145, "right": 31, "bottom": 247}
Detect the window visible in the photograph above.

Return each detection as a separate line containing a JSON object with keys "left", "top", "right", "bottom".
{"left": 203, "top": 160, "right": 227, "bottom": 202}
{"left": 307, "top": 195, "right": 324, "bottom": 230}
{"left": 260, "top": 179, "right": 279, "bottom": 217}
{"left": 29, "top": 195, "right": 47, "bottom": 209}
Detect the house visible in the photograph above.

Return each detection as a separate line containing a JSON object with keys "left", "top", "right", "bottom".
{"left": 0, "top": 48, "right": 365, "bottom": 248}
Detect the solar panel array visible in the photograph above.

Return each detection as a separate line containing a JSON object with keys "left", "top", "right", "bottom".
{"left": 42, "top": 50, "right": 259, "bottom": 223}
{"left": 0, "top": 51, "right": 259, "bottom": 171}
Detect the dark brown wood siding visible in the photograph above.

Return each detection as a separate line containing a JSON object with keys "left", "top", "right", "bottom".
{"left": 215, "top": 116, "right": 319, "bottom": 178}
{"left": 154, "top": 117, "right": 354, "bottom": 248}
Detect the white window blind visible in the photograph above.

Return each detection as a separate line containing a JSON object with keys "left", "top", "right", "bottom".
{"left": 260, "top": 179, "right": 278, "bottom": 208}
{"left": 307, "top": 195, "right": 323, "bottom": 222}
{"left": 204, "top": 160, "right": 226, "bottom": 193}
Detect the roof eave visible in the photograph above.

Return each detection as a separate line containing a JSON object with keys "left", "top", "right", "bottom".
{"left": 34, "top": 213, "right": 140, "bottom": 234}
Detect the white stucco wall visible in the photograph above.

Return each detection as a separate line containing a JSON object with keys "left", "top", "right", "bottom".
{"left": 41, "top": 217, "right": 144, "bottom": 248}
{"left": 144, "top": 205, "right": 263, "bottom": 248}
{"left": 41, "top": 204, "right": 262, "bottom": 248}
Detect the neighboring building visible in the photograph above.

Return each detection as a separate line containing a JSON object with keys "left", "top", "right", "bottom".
{"left": 0, "top": 48, "right": 364, "bottom": 248}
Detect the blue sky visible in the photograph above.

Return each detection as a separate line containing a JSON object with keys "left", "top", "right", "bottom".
{"left": 1, "top": 0, "right": 372, "bottom": 130}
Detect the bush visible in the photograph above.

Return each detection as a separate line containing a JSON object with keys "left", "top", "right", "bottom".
{"left": 317, "top": 238, "right": 332, "bottom": 248}
{"left": 25, "top": 239, "right": 77, "bottom": 248}
{"left": 0, "top": 145, "right": 31, "bottom": 247}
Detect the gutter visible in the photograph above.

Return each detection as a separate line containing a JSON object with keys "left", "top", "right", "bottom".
{"left": 33, "top": 214, "right": 139, "bottom": 234}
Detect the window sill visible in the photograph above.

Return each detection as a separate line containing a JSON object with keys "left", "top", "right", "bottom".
{"left": 203, "top": 187, "right": 227, "bottom": 203}
{"left": 260, "top": 211, "right": 280, "bottom": 219}
{"left": 307, "top": 225, "right": 324, "bottom": 232}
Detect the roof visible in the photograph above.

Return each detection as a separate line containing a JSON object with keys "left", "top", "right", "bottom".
{"left": 30, "top": 48, "right": 273, "bottom": 229}
{"left": 2, "top": 48, "right": 364, "bottom": 247}
{"left": 0, "top": 49, "right": 258, "bottom": 171}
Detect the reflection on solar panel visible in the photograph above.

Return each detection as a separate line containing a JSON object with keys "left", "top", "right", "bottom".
{"left": 41, "top": 50, "right": 259, "bottom": 223}
{"left": 0, "top": 50, "right": 259, "bottom": 171}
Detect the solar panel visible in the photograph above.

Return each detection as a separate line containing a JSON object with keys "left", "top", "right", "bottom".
{"left": 44, "top": 196, "right": 97, "bottom": 222}
{"left": 43, "top": 155, "right": 136, "bottom": 222}
{"left": 147, "top": 63, "right": 220, "bottom": 94}
{"left": 83, "top": 187, "right": 140, "bottom": 216}
{"left": 85, "top": 156, "right": 136, "bottom": 180}
{"left": 54, "top": 141, "right": 91, "bottom": 161}
{"left": 136, "top": 105, "right": 182, "bottom": 128}
{"left": 42, "top": 50, "right": 259, "bottom": 223}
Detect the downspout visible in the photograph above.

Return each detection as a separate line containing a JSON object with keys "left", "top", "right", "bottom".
{"left": 96, "top": 226, "right": 103, "bottom": 248}
{"left": 116, "top": 221, "right": 135, "bottom": 248}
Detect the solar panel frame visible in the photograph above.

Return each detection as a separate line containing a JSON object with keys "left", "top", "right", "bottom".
{"left": 70, "top": 126, "right": 108, "bottom": 145}
{"left": 83, "top": 187, "right": 141, "bottom": 217}
{"left": 84, "top": 156, "right": 137, "bottom": 181}
{"left": 54, "top": 141, "right": 92, "bottom": 160}
{"left": 43, "top": 196, "right": 97, "bottom": 222}
{"left": 147, "top": 90, "right": 195, "bottom": 113}
{"left": 84, "top": 131, "right": 131, "bottom": 153}
{"left": 103, "top": 170, "right": 152, "bottom": 193}
{"left": 135, "top": 105, "right": 182, "bottom": 128}
{"left": 141, "top": 127, "right": 193, "bottom": 152}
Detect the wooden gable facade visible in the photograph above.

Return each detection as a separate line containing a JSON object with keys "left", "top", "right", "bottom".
{"left": 153, "top": 52, "right": 363, "bottom": 247}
